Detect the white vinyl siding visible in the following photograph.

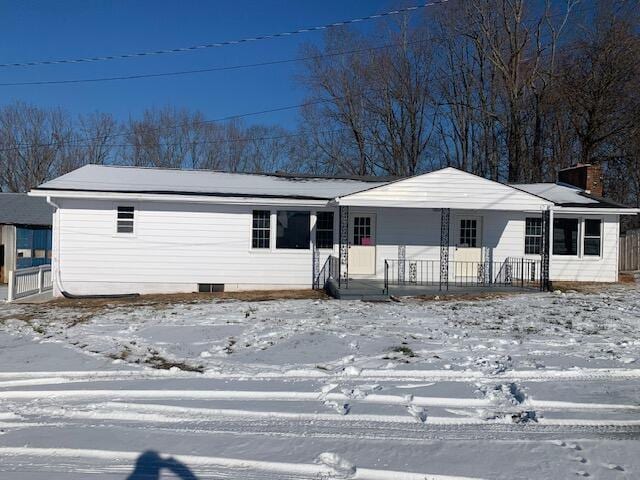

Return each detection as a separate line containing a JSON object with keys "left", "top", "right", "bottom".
{"left": 55, "top": 199, "right": 335, "bottom": 295}
{"left": 550, "top": 214, "right": 618, "bottom": 282}
{"left": 339, "top": 167, "right": 552, "bottom": 211}
{"left": 51, "top": 198, "right": 621, "bottom": 296}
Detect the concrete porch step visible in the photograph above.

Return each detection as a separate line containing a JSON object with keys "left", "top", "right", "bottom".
{"left": 325, "top": 278, "right": 389, "bottom": 301}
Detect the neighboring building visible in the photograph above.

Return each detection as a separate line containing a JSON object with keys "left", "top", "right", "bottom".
{"left": 0, "top": 193, "right": 54, "bottom": 284}
{"left": 30, "top": 164, "right": 638, "bottom": 297}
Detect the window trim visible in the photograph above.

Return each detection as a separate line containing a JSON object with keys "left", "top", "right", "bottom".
{"left": 524, "top": 217, "right": 543, "bottom": 256}
{"left": 549, "top": 216, "right": 605, "bottom": 260}
{"left": 583, "top": 218, "right": 603, "bottom": 258}
{"left": 315, "top": 210, "right": 335, "bottom": 250}
{"left": 552, "top": 217, "right": 580, "bottom": 257}
{"left": 250, "top": 209, "right": 272, "bottom": 250}
{"left": 458, "top": 218, "right": 478, "bottom": 248}
{"left": 115, "top": 204, "right": 136, "bottom": 236}
{"left": 275, "top": 210, "right": 311, "bottom": 250}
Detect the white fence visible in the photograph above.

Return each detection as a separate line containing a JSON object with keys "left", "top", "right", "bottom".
{"left": 7, "top": 265, "right": 53, "bottom": 302}
{"left": 620, "top": 229, "right": 640, "bottom": 272}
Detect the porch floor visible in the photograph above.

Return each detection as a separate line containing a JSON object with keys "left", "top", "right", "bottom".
{"left": 328, "top": 278, "right": 540, "bottom": 300}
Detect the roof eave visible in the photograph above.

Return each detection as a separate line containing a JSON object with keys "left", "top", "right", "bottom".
{"left": 29, "top": 189, "right": 333, "bottom": 206}
{"left": 552, "top": 205, "right": 640, "bottom": 215}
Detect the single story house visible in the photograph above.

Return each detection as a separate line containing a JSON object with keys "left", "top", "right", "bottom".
{"left": 0, "top": 193, "right": 54, "bottom": 285}
{"left": 29, "top": 164, "right": 638, "bottom": 298}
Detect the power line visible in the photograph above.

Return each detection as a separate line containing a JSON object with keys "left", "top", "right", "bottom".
{"left": 0, "top": 4, "right": 592, "bottom": 86}
{"left": 0, "top": 42, "right": 589, "bottom": 153}
{"left": 0, "top": 41, "right": 428, "bottom": 87}
{"left": 0, "top": 4, "right": 593, "bottom": 152}
{"left": 48, "top": 127, "right": 346, "bottom": 150}
{"left": 0, "top": 1, "right": 449, "bottom": 69}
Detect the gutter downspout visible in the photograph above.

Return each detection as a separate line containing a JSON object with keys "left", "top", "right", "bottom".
{"left": 45, "top": 196, "right": 63, "bottom": 297}
{"left": 45, "top": 196, "right": 139, "bottom": 300}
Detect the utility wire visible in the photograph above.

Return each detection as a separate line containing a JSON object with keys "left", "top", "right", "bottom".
{"left": 0, "top": 41, "right": 428, "bottom": 87}
{"left": 28, "top": 127, "right": 346, "bottom": 150}
{"left": 0, "top": 1, "right": 449, "bottom": 68}
{"left": 0, "top": 4, "right": 592, "bottom": 151}
{"left": 0, "top": 42, "right": 586, "bottom": 153}
{"left": 0, "top": 4, "right": 590, "bottom": 86}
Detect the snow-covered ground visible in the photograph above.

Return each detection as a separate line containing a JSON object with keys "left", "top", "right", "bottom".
{"left": 0, "top": 285, "right": 639, "bottom": 479}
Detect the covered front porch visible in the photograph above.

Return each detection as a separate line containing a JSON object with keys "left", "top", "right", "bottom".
{"left": 319, "top": 213, "right": 549, "bottom": 299}
{"left": 313, "top": 168, "right": 553, "bottom": 300}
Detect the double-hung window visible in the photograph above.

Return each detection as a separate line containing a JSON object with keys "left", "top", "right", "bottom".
{"left": 252, "top": 210, "right": 271, "bottom": 249}
{"left": 316, "top": 212, "right": 334, "bottom": 249}
{"left": 524, "top": 217, "right": 543, "bottom": 255}
{"left": 583, "top": 219, "right": 602, "bottom": 256}
{"left": 117, "top": 206, "right": 135, "bottom": 234}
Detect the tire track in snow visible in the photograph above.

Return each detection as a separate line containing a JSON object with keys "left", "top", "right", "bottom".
{"left": 0, "top": 447, "right": 486, "bottom": 480}
{"left": 1, "top": 367, "right": 640, "bottom": 386}
{"left": 15, "top": 402, "right": 640, "bottom": 429}
{"left": 1, "top": 388, "right": 638, "bottom": 413}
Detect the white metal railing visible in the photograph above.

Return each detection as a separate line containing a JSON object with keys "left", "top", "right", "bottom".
{"left": 7, "top": 265, "right": 53, "bottom": 302}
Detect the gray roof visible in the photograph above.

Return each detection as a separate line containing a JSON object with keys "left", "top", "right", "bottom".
{"left": 35, "top": 165, "right": 388, "bottom": 200}
{"left": 513, "top": 183, "right": 628, "bottom": 208}
{"left": 0, "top": 193, "right": 54, "bottom": 226}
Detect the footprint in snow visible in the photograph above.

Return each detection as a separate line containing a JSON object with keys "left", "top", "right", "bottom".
{"left": 569, "top": 455, "right": 587, "bottom": 464}
{"left": 323, "top": 400, "right": 351, "bottom": 415}
{"left": 341, "top": 388, "right": 368, "bottom": 400}
{"left": 407, "top": 404, "right": 428, "bottom": 423}
{"left": 315, "top": 452, "right": 356, "bottom": 478}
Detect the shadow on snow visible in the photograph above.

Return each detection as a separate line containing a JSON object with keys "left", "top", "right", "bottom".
{"left": 126, "top": 450, "right": 199, "bottom": 480}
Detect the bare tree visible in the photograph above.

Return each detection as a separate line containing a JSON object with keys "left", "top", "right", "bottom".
{"left": 0, "top": 102, "right": 71, "bottom": 191}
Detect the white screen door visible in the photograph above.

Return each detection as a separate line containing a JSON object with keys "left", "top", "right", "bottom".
{"left": 455, "top": 217, "right": 482, "bottom": 278}
{"left": 348, "top": 214, "right": 376, "bottom": 275}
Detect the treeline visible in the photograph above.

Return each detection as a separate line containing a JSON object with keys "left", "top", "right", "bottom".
{"left": 1, "top": 0, "right": 639, "bottom": 215}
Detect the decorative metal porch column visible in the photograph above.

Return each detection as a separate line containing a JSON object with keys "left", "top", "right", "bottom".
{"left": 338, "top": 206, "right": 349, "bottom": 288}
{"left": 439, "top": 208, "right": 450, "bottom": 291}
{"left": 398, "top": 245, "right": 406, "bottom": 284}
{"left": 540, "top": 209, "right": 551, "bottom": 291}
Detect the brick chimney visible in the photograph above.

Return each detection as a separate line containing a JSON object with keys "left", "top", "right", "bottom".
{"left": 558, "top": 163, "right": 604, "bottom": 197}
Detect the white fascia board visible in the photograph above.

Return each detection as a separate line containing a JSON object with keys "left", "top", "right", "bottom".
{"left": 28, "top": 189, "right": 331, "bottom": 207}
{"left": 336, "top": 198, "right": 550, "bottom": 211}
{"left": 552, "top": 206, "right": 640, "bottom": 215}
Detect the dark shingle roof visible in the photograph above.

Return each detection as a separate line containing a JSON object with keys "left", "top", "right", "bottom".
{"left": 0, "top": 193, "right": 54, "bottom": 226}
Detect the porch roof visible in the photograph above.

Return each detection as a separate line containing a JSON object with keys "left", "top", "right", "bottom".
{"left": 334, "top": 167, "right": 553, "bottom": 211}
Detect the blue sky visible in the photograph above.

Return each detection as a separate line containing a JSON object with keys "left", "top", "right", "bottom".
{"left": 0, "top": 0, "right": 396, "bottom": 128}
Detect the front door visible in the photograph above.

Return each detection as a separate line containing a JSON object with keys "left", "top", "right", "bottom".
{"left": 454, "top": 217, "right": 482, "bottom": 278}
{"left": 348, "top": 214, "right": 376, "bottom": 275}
